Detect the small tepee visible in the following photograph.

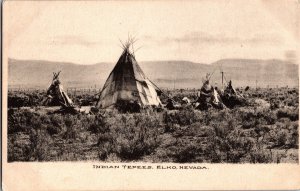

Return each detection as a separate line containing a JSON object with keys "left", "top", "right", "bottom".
{"left": 44, "top": 71, "right": 74, "bottom": 107}
{"left": 96, "top": 40, "right": 162, "bottom": 111}
{"left": 195, "top": 73, "right": 224, "bottom": 110}
{"left": 221, "top": 80, "right": 246, "bottom": 108}
{"left": 224, "top": 80, "right": 238, "bottom": 95}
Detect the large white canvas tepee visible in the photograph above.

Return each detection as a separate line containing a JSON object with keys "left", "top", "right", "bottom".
{"left": 96, "top": 41, "right": 162, "bottom": 109}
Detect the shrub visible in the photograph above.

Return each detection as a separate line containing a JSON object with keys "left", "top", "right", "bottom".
{"left": 29, "top": 129, "right": 53, "bottom": 161}
{"left": 206, "top": 129, "right": 257, "bottom": 163}
{"left": 163, "top": 107, "right": 202, "bottom": 131}
{"left": 62, "top": 114, "right": 80, "bottom": 140}
{"left": 249, "top": 150, "right": 272, "bottom": 163}
{"left": 285, "top": 122, "right": 299, "bottom": 149}
{"left": 239, "top": 107, "right": 277, "bottom": 129}
{"left": 7, "top": 87, "right": 299, "bottom": 163}
{"left": 7, "top": 109, "right": 40, "bottom": 134}
{"left": 277, "top": 107, "right": 298, "bottom": 121}
{"left": 88, "top": 114, "right": 108, "bottom": 134}
{"left": 47, "top": 114, "right": 65, "bottom": 135}
{"left": 97, "top": 133, "right": 114, "bottom": 160}
{"left": 8, "top": 91, "right": 45, "bottom": 108}
{"left": 110, "top": 113, "right": 161, "bottom": 160}
{"left": 171, "top": 143, "right": 200, "bottom": 163}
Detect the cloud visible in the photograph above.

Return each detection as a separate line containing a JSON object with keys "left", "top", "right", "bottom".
{"left": 51, "top": 35, "right": 102, "bottom": 47}
{"left": 143, "top": 31, "right": 284, "bottom": 46}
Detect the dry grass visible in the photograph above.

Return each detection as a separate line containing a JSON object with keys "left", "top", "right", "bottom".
{"left": 7, "top": 87, "right": 299, "bottom": 163}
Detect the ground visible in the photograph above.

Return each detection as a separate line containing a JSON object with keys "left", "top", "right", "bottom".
{"left": 7, "top": 87, "right": 299, "bottom": 163}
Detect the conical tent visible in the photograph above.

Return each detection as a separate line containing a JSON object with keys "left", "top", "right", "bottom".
{"left": 45, "top": 71, "right": 74, "bottom": 107}
{"left": 199, "top": 80, "right": 221, "bottom": 104}
{"left": 195, "top": 73, "right": 224, "bottom": 110}
{"left": 221, "top": 80, "right": 246, "bottom": 108}
{"left": 224, "top": 80, "right": 238, "bottom": 95}
{"left": 96, "top": 45, "right": 162, "bottom": 109}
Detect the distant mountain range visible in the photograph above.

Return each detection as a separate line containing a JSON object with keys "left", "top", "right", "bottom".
{"left": 7, "top": 58, "right": 298, "bottom": 89}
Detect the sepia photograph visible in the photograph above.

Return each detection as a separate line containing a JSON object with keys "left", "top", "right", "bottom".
{"left": 2, "top": 0, "right": 300, "bottom": 190}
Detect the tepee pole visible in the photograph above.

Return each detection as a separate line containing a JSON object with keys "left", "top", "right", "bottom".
{"left": 147, "top": 78, "right": 177, "bottom": 102}
{"left": 256, "top": 79, "right": 258, "bottom": 91}
{"left": 221, "top": 71, "right": 224, "bottom": 89}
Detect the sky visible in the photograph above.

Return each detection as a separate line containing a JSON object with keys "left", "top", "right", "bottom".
{"left": 4, "top": 0, "right": 300, "bottom": 65}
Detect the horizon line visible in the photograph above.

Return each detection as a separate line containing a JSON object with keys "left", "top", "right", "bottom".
{"left": 7, "top": 57, "right": 297, "bottom": 66}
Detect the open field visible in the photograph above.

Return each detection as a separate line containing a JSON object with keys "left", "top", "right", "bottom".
{"left": 7, "top": 87, "right": 299, "bottom": 163}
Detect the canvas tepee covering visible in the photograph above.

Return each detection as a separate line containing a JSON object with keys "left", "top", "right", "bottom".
{"left": 96, "top": 45, "right": 162, "bottom": 109}
{"left": 221, "top": 80, "right": 246, "bottom": 108}
{"left": 224, "top": 80, "right": 238, "bottom": 95}
{"left": 195, "top": 73, "right": 225, "bottom": 110}
{"left": 44, "top": 71, "right": 74, "bottom": 107}
{"left": 199, "top": 80, "right": 221, "bottom": 105}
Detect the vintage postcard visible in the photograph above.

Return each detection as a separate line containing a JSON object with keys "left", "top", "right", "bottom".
{"left": 2, "top": 0, "right": 300, "bottom": 190}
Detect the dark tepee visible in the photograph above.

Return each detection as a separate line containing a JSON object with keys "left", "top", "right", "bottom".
{"left": 44, "top": 71, "right": 74, "bottom": 108}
